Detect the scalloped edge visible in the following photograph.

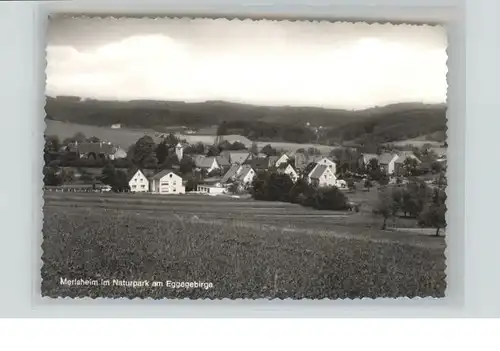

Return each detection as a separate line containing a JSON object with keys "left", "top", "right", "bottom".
{"left": 40, "top": 15, "right": 448, "bottom": 302}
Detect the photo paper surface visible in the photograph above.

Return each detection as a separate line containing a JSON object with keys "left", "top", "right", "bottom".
{"left": 42, "top": 16, "right": 448, "bottom": 299}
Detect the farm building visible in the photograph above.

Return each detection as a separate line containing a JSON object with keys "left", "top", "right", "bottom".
{"left": 234, "top": 165, "right": 256, "bottom": 185}
{"left": 274, "top": 153, "right": 291, "bottom": 168}
{"left": 128, "top": 169, "right": 149, "bottom": 193}
{"left": 220, "top": 164, "right": 242, "bottom": 184}
{"left": 378, "top": 153, "right": 400, "bottom": 175}
{"left": 196, "top": 184, "right": 226, "bottom": 195}
{"left": 219, "top": 151, "right": 252, "bottom": 165}
{"left": 307, "top": 164, "right": 337, "bottom": 187}
{"left": 277, "top": 164, "right": 299, "bottom": 183}
{"left": 150, "top": 170, "right": 185, "bottom": 194}
{"left": 314, "top": 157, "right": 337, "bottom": 175}
{"left": 220, "top": 164, "right": 256, "bottom": 185}
{"left": 393, "top": 151, "right": 422, "bottom": 175}
{"left": 68, "top": 141, "right": 118, "bottom": 161}
{"left": 113, "top": 147, "right": 127, "bottom": 159}
{"left": 193, "top": 155, "right": 221, "bottom": 173}
{"left": 358, "top": 153, "right": 379, "bottom": 168}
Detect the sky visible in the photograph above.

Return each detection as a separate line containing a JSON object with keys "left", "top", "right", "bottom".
{"left": 46, "top": 17, "right": 448, "bottom": 110}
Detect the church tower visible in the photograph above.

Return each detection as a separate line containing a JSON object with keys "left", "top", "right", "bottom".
{"left": 175, "top": 142, "right": 183, "bottom": 161}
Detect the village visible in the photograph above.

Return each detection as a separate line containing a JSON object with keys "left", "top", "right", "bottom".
{"left": 42, "top": 128, "right": 447, "bottom": 236}
{"left": 43, "top": 130, "right": 446, "bottom": 194}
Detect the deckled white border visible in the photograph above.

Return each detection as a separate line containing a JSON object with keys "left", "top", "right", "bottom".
{"left": 40, "top": 16, "right": 449, "bottom": 301}
{"left": 3, "top": 0, "right": 495, "bottom": 317}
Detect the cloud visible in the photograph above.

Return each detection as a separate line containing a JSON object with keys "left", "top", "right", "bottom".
{"left": 46, "top": 21, "right": 448, "bottom": 109}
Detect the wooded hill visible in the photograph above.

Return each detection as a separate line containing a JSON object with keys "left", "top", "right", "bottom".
{"left": 45, "top": 96, "right": 446, "bottom": 145}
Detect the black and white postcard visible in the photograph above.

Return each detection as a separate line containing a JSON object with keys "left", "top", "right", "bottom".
{"left": 42, "top": 17, "right": 447, "bottom": 299}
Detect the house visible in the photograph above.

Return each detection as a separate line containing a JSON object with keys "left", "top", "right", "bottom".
{"left": 175, "top": 142, "right": 183, "bottom": 161}
{"left": 193, "top": 156, "right": 221, "bottom": 173}
{"left": 149, "top": 170, "right": 185, "bottom": 194}
{"left": 128, "top": 169, "right": 149, "bottom": 193}
{"left": 229, "top": 151, "right": 250, "bottom": 165}
{"left": 294, "top": 152, "right": 309, "bottom": 170}
{"left": 234, "top": 165, "right": 256, "bottom": 185}
{"left": 68, "top": 141, "right": 118, "bottom": 160}
{"left": 215, "top": 155, "right": 231, "bottom": 170}
{"left": 267, "top": 155, "right": 280, "bottom": 168}
{"left": 393, "top": 151, "right": 422, "bottom": 175}
{"left": 358, "top": 153, "right": 379, "bottom": 169}
{"left": 278, "top": 164, "right": 299, "bottom": 183}
{"left": 111, "top": 124, "right": 121, "bottom": 129}
{"left": 113, "top": 147, "right": 127, "bottom": 159}
{"left": 220, "top": 164, "right": 242, "bottom": 184}
{"left": 197, "top": 184, "right": 226, "bottom": 195}
{"left": 377, "top": 153, "right": 400, "bottom": 175}
{"left": 314, "top": 157, "right": 337, "bottom": 175}
{"left": 275, "top": 154, "right": 291, "bottom": 168}
{"left": 244, "top": 157, "right": 271, "bottom": 171}
{"left": 308, "top": 164, "right": 337, "bottom": 187}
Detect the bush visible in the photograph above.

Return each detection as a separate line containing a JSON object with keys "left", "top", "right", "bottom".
{"left": 311, "top": 187, "right": 349, "bottom": 211}
{"left": 251, "top": 171, "right": 294, "bottom": 202}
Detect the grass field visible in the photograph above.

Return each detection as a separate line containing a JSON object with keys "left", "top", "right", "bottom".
{"left": 45, "top": 120, "right": 336, "bottom": 154}
{"left": 42, "top": 192, "right": 446, "bottom": 299}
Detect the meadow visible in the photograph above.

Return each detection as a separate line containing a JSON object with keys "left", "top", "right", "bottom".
{"left": 42, "top": 192, "right": 446, "bottom": 299}
{"left": 45, "top": 120, "right": 337, "bottom": 153}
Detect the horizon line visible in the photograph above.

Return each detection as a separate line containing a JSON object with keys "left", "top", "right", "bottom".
{"left": 46, "top": 94, "right": 447, "bottom": 112}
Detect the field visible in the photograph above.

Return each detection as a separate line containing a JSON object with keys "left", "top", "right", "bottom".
{"left": 42, "top": 192, "right": 446, "bottom": 299}
{"left": 45, "top": 120, "right": 336, "bottom": 153}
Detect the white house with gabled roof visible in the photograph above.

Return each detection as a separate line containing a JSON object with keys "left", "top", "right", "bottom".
{"left": 314, "top": 157, "right": 337, "bottom": 175}
{"left": 274, "top": 154, "right": 291, "bottom": 168}
{"left": 128, "top": 169, "right": 149, "bottom": 193}
{"left": 150, "top": 170, "right": 185, "bottom": 194}
{"left": 307, "top": 164, "right": 337, "bottom": 187}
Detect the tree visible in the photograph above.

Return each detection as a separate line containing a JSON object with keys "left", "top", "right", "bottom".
{"left": 60, "top": 169, "right": 75, "bottom": 184}
{"left": 101, "top": 164, "right": 117, "bottom": 186}
{"left": 132, "top": 136, "right": 157, "bottom": 168}
{"left": 87, "top": 136, "right": 100, "bottom": 143}
{"left": 112, "top": 170, "right": 130, "bottom": 192}
{"left": 184, "top": 142, "right": 205, "bottom": 155}
{"left": 307, "top": 147, "right": 321, "bottom": 156}
{"left": 62, "top": 132, "right": 86, "bottom": 145}
{"left": 206, "top": 146, "right": 220, "bottom": 157}
{"left": 250, "top": 141, "right": 259, "bottom": 155}
{"left": 160, "top": 154, "right": 180, "bottom": 170}
{"left": 217, "top": 140, "right": 232, "bottom": 151}
{"left": 430, "top": 161, "right": 443, "bottom": 174}
{"left": 373, "top": 189, "right": 394, "bottom": 230}
{"left": 179, "top": 156, "right": 195, "bottom": 175}
{"left": 44, "top": 135, "right": 60, "bottom": 153}
{"left": 400, "top": 180, "right": 430, "bottom": 217}
{"left": 227, "top": 182, "right": 241, "bottom": 194}
{"left": 402, "top": 157, "right": 419, "bottom": 177}
{"left": 164, "top": 133, "right": 178, "bottom": 147}
{"left": 347, "top": 178, "right": 356, "bottom": 191}
{"left": 418, "top": 188, "right": 447, "bottom": 236}
{"left": 43, "top": 167, "right": 62, "bottom": 186}
{"left": 289, "top": 178, "right": 315, "bottom": 204}
{"left": 229, "top": 141, "right": 246, "bottom": 151}
{"left": 261, "top": 144, "right": 277, "bottom": 157}
{"left": 311, "top": 187, "right": 349, "bottom": 210}
{"left": 217, "top": 121, "right": 229, "bottom": 136}
{"left": 250, "top": 171, "right": 294, "bottom": 202}
{"left": 364, "top": 179, "right": 372, "bottom": 191}
{"left": 185, "top": 178, "right": 198, "bottom": 192}
{"left": 155, "top": 140, "right": 169, "bottom": 165}
{"left": 378, "top": 175, "right": 390, "bottom": 186}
